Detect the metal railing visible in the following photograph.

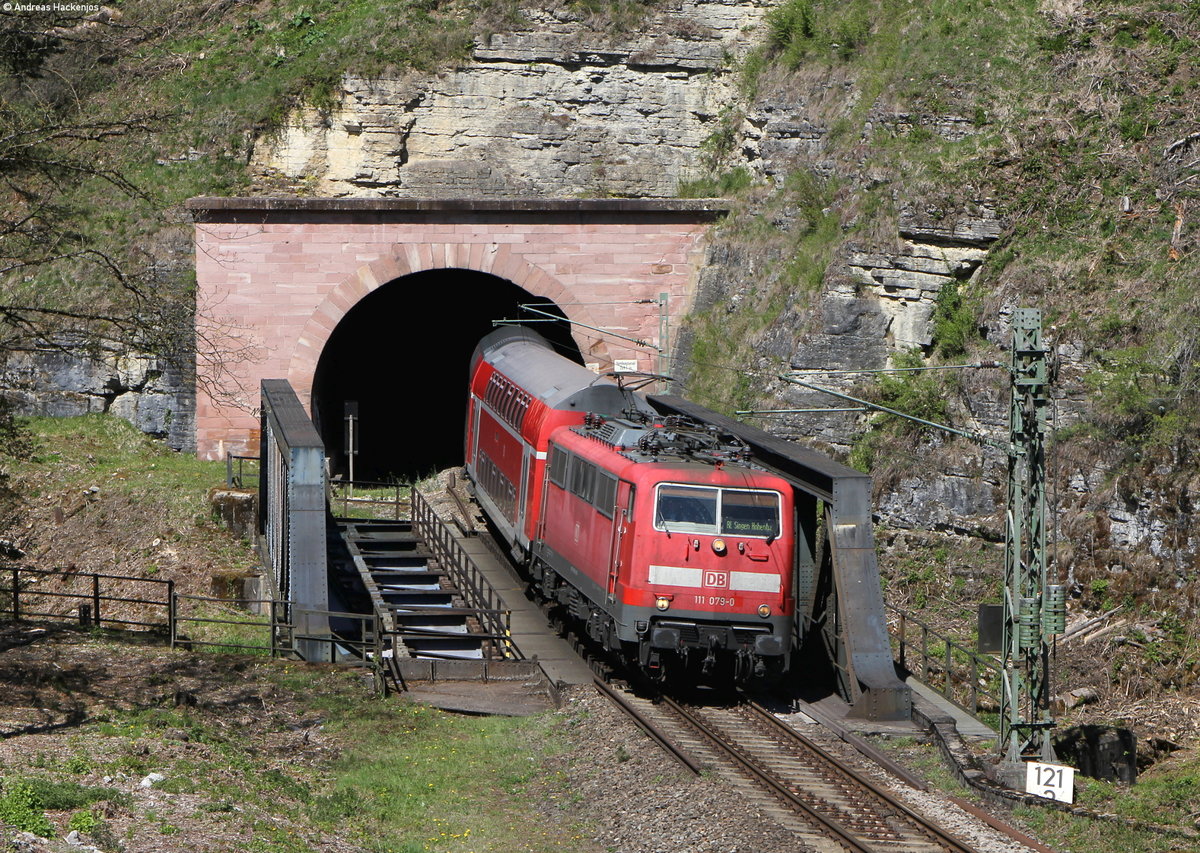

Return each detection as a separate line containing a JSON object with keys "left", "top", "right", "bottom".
{"left": 225, "top": 453, "right": 260, "bottom": 489}
{"left": 411, "top": 488, "right": 518, "bottom": 661}
{"left": 2, "top": 565, "right": 392, "bottom": 677}
{"left": 328, "top": 479, "right": 410, "bottom": 520}
{"left": 172, "top": 592, "right": 383, "bottom": 664}
{"left": 888, "top": 602, "right": 1002, "bottom": 717}
{"left": 2, "top": 566, "right": 173, "bottom": 632}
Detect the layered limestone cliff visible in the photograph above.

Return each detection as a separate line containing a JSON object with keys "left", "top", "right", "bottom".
{"left": 251, "top": 1, "right": 774, "bottom": 198}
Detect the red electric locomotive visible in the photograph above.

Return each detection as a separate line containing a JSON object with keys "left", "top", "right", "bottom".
{"left": 465, "top": 327, "right": 794, "bottom": 682}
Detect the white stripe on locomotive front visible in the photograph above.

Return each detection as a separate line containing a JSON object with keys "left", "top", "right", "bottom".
{"left": 648, "top": 565, "right": 781, "bottom": 593}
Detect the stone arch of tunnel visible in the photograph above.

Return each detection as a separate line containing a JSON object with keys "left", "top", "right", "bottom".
{"left": 188, "top": 197, "right": 725, "bottom": 461}
{"left": 311, "top": 269, "right": 582, "bottom": 481}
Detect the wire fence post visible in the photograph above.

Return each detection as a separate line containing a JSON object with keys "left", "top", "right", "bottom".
{"left": 11, "top": 567, "right": 19, "bottom": 621}
{"left": 269, "top": 598, "right": 278, "bottom": 658}
{"left": 92, "top": 573, "right": 102, "bottom": 628}
{"left": 970, "top": 657, "right": 979, "bottom": 714}
{"left": 921, "top": 625, "right": 929, "bottom": 680}
{"left": 168, "top": 581, "right": 177, "bottom": 649}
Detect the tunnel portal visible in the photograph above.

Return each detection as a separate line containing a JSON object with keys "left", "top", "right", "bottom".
{"left": 311, "top": 269, "right": 581, "bottom": 481}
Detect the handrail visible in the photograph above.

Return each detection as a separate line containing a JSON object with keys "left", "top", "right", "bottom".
{"left": 2, "top": 565, "right": 172, "bottom": 631}
{"left": 2, "top": 566, "right": 383, "bottom": 682}
{"left": 328, "top": 479, "right": 409, "bottom": 520}
{"left": 225, "top": 453, "right": 260, "bottom": 488}
{"left": 410, "top": 489, "right": 518, "bottom": 661}
{"left": 886, "top": 602, "right": 1001, "bottom": 717}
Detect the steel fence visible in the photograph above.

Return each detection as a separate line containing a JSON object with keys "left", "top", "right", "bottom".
{"left": 2, "top": 566, "right": 387, "bottom": 676}
{"left": 411, "top": 488, "right": 518, "bottom": 661}
{"left": 1, "top": 566, "right": 173, "bottom": 632}
{"left": 887, "top": 602, "right": 1002, "bottom": 716}
{"left": 328, "top": 479, "right": 410, "bottom": 520}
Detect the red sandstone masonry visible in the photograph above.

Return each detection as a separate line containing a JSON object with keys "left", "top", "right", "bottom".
{"left": 188, "top": 198, "right": 723, "bottom": 459}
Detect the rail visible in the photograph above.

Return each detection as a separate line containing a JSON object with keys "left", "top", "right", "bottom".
{"left": 411, "top": 488, "right": 518, "bottom": 660}
{"left": 887, "top": 602, "right": 1001, "bottom": 717}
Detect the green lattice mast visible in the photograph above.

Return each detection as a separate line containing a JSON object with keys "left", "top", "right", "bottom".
{"left": 1001, "top": 308, "right": 1065, "bottom": 764}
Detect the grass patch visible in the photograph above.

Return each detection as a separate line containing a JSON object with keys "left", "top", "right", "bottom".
{"left": 308, "top": 700, "right": 570, "bottom": 852}
{"left": 678, "top": 167, "right": 754, "bottom": 199}
{"left": 0, "top": 777, "right": 127, "bottom": 838}
{"left": 11, "top": 413, "right": 256, "bottom": 587}
{"left": 12, "top": 655, "right": 591, "bottom": 851}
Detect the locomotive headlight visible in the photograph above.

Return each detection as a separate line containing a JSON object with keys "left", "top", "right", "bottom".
{"left": 711, "top": 538, "right": 727, "bottom": 555}
{"left": 757, "top": 604, "right": 771, "bottom": 618}
{"left": 655, "top": 596, "right": 671, "bottom": 611}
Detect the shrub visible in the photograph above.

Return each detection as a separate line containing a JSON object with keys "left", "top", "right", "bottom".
{"left": 932, "top": 281, "right": 977, "bottom": 359}
{"left": 767, "top": 0, "right": 872, "bottom": 64}
{"left": 0, "top": 780, "right": 55, "bottom": 837}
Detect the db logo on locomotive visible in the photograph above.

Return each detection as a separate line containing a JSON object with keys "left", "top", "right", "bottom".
{"left": 703, "top": 571, "right": 729, "bottom": 589}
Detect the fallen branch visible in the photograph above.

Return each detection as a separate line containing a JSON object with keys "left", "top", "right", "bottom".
{"left": 1081, "top": 618, "right": 1128, "bottom": 646}
{"left": 1060, "top": 605, "right": 1122, "bottom": 643}
{"left": 1165, "top": 131, "right": 1200, "bottom": 158}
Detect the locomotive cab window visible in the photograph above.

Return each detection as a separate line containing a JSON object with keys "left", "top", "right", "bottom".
{"left": 655, "top": 485, "right": 717, "bottom": 533}
{"left": 594, "top": 473, "right": 617, "bottom": 518}
{"left": 570, "top": 457, "right": 596, "bottom": 501}
{"left": 654, "top": 484, "right": 780, "bottom": 539}
{"left": 548, "top": 445, "right": 568, "bottom": 487}
{"left": 721, "top": 489, "right": 781, "bottom": 539}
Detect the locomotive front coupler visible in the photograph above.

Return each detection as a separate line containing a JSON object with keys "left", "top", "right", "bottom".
{"left": 701, "top": 636, "right": 721, "bottom": 675}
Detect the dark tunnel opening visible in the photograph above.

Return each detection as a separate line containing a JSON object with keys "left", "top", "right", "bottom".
{"left": 311, "top": 269, "right": 583, "bottom": 482}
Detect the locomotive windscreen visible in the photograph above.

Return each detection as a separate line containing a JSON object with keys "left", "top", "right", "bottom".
{"left": 720, "top": 490, "right": 782, "bottom": 538}
{"left": 654, "top": 484, "right": 781, "bottom": 539}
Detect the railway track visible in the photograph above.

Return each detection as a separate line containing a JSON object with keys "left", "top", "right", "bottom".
{"left": 595, "top": 678, "right": 982, "bottom": 853}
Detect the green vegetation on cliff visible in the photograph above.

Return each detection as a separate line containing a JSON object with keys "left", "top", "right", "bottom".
{"left": 687, "top": 0, "right": 1199, "bottom": 455}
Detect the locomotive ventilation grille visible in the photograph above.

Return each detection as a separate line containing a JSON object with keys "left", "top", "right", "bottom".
{"left": 575, "top": 421, "right": 650, "bottom": 449}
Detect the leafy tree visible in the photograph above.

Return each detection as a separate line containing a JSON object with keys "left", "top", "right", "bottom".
{"left": 0, "top": 8, "right": 172, "bottom": 352}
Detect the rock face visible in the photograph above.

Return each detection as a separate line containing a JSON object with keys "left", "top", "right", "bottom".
{"left": 676, "top": 66, "right": 1010, "bottom": 536}
{"left": 846, "top": 204, "right": 1000, "bottom": 350}
{"left": 0, "top": 342, "right": 194, "bottom": 451}
{"left": 251, "top": 1, "right": 774, "bottom": 198}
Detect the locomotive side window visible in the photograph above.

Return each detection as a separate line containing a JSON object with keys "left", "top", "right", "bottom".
{"left": 594, "top": 473, "right": 617, "bottom": 518}
{"left": 654, "top": 484, "right": 781, "bottom": 538}
{"left": 721, "top": 490, "right": 781, "bottom": 538}
{"left": 548, "top": 444, "right": 568, "bottom": 487}
{"left": 655, "top": 485, "right": 718, "bottom": 532}
{"left": 570, "top": 457, "right": 596, "bottom": 502}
